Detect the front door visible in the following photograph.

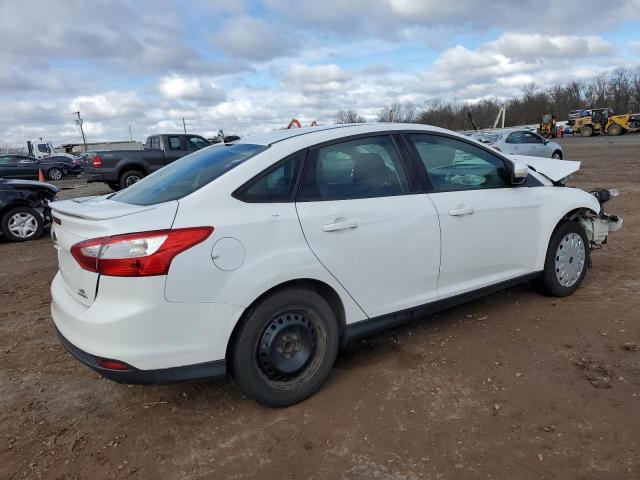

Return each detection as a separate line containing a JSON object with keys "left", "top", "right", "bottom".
{"left": 295, "top": 135, "right": 441, "bottom": 318}
{"left": 405, "top": 133, "right": 543, "bottom": 299}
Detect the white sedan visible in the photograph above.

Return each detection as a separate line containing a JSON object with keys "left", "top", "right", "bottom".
{"left": 473, "top": 129, "right": 564, "bottom": 159}
{"left": 50, "top": 123, "right": 621, "bottom": 406}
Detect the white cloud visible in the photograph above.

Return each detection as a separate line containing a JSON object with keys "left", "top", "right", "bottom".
{"left": 158, "top": 75, "right": 226, "bottom": 104}
{"left": 209, "top": 15, "right": 295, "bottom": 61}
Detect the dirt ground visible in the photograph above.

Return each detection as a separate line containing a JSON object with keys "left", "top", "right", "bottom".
{"left": 1, "top": 135, "right": 639, "bottom": 480}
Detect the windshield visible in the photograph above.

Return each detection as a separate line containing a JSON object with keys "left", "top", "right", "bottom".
{"left": 111, "top": 143, "right": 267, "bottom": 206}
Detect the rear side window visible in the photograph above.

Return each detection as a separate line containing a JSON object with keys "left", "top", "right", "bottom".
{"left": 235, "top": 152, "right": 303, "bottom": 203}
{"left": 150, "top": 137, "right": 161, "bottom": 150}
{"left": 168, "top": 136, "right": 182, "bottom": 151}
{"left": 297, "top": 136, "right": 409, "bottom": 201}
{"left": 111, "top": 143, "right": 267, "bottom": 206}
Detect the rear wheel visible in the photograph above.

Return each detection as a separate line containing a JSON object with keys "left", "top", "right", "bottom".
{"left": 1, "top": 206, "right": 44, "bottom": 242}
{"left": 533, "top": 221, "right": 589, "bottom": 297}
{"left": 119, "top": 169, "right": 144, "bottom": 189}
{"left": 47, "top": 167, "right": 63, "bottom": 180}
{"left": 230, "top": 287, "right": 339, "bottom": 407}
{"left": 608, "top": 123, "right": 622, "bottom": 136}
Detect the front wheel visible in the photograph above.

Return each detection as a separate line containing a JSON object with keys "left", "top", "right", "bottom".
{"left": 533, "top": 221, "right": 589, "bottom": 297}
{"left": 608, "top": 124, "right": 622, "bottom": 136}
{"left": 581, "top": 125, "right": 593, "bottom": 137}
{"left": 230, "top": 287, "right": 339, "bottom": 407}
{"left": 551, "top": 150, "right": 563, "bottom": 159}
{"left": 1, "top": 206, "right": 44, "bottom": 242}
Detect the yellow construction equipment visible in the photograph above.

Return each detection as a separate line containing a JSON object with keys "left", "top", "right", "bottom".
{"left": 605, "top": 113, "right": 640, "bottom": 136}
{"left": 573, "top": 108, "right": 640, "bottom": 137}
{"left": 538, "top": 114, "right": 556, "bottom": 138}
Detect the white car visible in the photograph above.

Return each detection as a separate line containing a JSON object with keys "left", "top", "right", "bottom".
{"left": 50, "top": 123, "right": 622, "bottom": 406}
{"left": 473, "top": 129, "right": 564, "bottom": 159}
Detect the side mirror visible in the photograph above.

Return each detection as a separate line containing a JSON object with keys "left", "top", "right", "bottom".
{"left": 508, "top": 161, "right": 528, "bottom": 185}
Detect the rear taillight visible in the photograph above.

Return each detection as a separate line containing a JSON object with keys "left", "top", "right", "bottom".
{"left": 92, "top": 155, "right": 102, "bottom": 168}
{"left": 70, "top": 227, "right": 214, "bottom": 277}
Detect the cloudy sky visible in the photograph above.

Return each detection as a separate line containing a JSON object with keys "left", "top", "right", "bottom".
{"left": 1, "top": 0, "right": 639, "bottom": 146}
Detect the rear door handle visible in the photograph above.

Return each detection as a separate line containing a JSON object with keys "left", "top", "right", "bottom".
{"left": 448, "top": 206, "right": 474, "bottom": 216}
{"left": 322, "top": 220, "right": 359, "bottom": 232}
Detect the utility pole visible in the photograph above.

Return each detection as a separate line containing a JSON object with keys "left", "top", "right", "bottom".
{"left": 182, "top": 117, "right": 187, "bottom": 134}
{"left": 75, "top": 111, "right": 88, "bottom": 152}
{"left": 129, "top": 125, "right": 133, "bottom": 141}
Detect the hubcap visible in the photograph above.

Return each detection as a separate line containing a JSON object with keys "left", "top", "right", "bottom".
{"left": 8, "top": 212, "right": 38, "bottom": 238}
{"left": 258, "top": 312, "right": 317, "bottom": 381}
{"left": 555, "top": 233, "right": 585, "bottom": 287}
{"left": 125, "top": 175, "right": 141, "bottom": 187}
{"left": 50, "top": 169, "right": 62, "bottom": 180}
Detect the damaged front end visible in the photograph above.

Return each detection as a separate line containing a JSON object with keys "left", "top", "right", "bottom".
{"left": 578, "top": 189, "right": 623, "bottom": 247}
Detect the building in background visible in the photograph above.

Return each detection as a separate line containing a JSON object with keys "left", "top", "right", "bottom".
{"left": 59, "top": 140, "right": 143, "bottom": 154}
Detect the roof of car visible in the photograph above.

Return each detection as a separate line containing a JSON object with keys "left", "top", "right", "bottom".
{"left": 236, "top": 123, "right": 457, "bottom": 146}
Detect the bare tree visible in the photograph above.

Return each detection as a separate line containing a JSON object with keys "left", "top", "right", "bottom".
{"left": 377, "top": 102, "right": 417, "bottom": 123}
{"left": 335, "top": 110, "right": 366, "bottom": 124}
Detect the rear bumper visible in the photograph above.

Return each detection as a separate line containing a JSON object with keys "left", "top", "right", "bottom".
{"left": 50, "top": 272, "right": 243, "bottom": 374}
{"left": 56, "top": 328, "right": 226, "bottom": 384}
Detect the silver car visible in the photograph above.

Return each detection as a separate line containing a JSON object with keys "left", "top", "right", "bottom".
{"left": 473, "top": 129, "right": 564, "bottom": 159}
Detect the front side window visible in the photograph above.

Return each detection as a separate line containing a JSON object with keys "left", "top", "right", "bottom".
{"left": 298, "top": 136, "right": 409, "bottom": 201}
{"left": 235, "top": 152, "right": 303, "bottom": 202}
{"left": 0, "top": 156, "right": 11, "bottom": 164}
{"left": 168, "top": 136, "right": 181, "bottom": 151}
{"left": 408, "top": 134, "right": 509, "bottom": 191}
{"left": 523, "top": 132, "right": 543, "bottom": 144}
{"left": 112, "top": 143, "right": 267, "bottom": 206}
{"left": 187, "top": 136, "right": 209, "bottom": 151}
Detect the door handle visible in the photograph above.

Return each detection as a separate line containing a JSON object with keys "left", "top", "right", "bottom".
{"left": 322, "top": 220, "right": 359, "bottom": 232}
{"left": 448, "top": 206, "right": 474, "bottom": 216}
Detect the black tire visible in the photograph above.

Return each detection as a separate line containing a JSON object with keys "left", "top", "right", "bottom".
{"left": 107, "top": 182, "right": 121, "bottom": 191}
{"left": 533, "top": 221, "right": 589, "bottom": 297}
{"left": 551, "top": 150, "right": 563, "bottom": 159}
{"left": 1, "top": 206, "right": 44, "bottom": 242}
{"left": 581, "top": 125, "right": 593, "bottom": 137}
{"left": 47, "top": 167, "right": 63, "bottom": 181}
{"left": 608, "top": 123, "right": 622, "bottom": 136}
{"left": 119, "top": 170, "right": 144, "bottom": 189}
{"left": 229, "top": 287, "right": 339, "bottom": 407}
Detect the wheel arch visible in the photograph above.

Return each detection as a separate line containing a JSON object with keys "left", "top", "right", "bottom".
{"left": 116, "top": 163, "right": 148, "bottom": 178}
{"left": 224, "top": 278, "right": 347, "bottom": 363}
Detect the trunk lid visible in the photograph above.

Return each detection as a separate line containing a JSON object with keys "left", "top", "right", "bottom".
{"left": 50, "top": 196, "right": 178, "bottom": 306}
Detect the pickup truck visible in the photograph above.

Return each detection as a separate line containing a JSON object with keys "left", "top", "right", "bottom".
{"left": 83, "top": 133, "right": 211, "bottom": 190}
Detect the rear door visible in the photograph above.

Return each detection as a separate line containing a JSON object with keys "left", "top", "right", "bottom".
{"left": 295, "top": 135, "right": 441, "bottom": 318}
{"left": 405, "top": 133, "right": 543, "bottom": 299}
{"left": 521, "top": 131, "right": 546, "bottom": 157}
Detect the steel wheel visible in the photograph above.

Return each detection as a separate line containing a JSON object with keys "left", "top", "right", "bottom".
{"left": 552, "top": 152, "right": 562, "bottom": 159}
{"left": 8, "top": 212, "right": 38, "bottom": 239}
{"left": 555, "top": 233, "right": 586, "bottom": 287}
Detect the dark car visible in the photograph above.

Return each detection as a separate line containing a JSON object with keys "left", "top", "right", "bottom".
{"left": 0, "top": 178, "right": 58, "bottom": 242}
{"left": 46, "top": 155, "right": 83, "bottom": 175}
{"left": 83, "top": 133, "right": 211, "bottom": 190}
{"left": 0, "top": 154, "right": 68, "bottom": 181}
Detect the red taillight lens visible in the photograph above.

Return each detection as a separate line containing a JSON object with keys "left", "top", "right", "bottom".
{"left": 70, "top": 227, "right": 214, "bottom": 277}
{"left": 92, "top": 155, "right": 102, "bottom": 168}
{"left": 96, "top": 358, "right": 131, "bottom": 371}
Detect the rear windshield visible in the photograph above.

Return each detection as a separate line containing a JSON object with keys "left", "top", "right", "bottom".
{"left": 111, "top": 143, "right": 266, "bottom": 206}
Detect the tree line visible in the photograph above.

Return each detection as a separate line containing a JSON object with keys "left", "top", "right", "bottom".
{"left": 335, "top": 68, "right": 640, "bottom": 130}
